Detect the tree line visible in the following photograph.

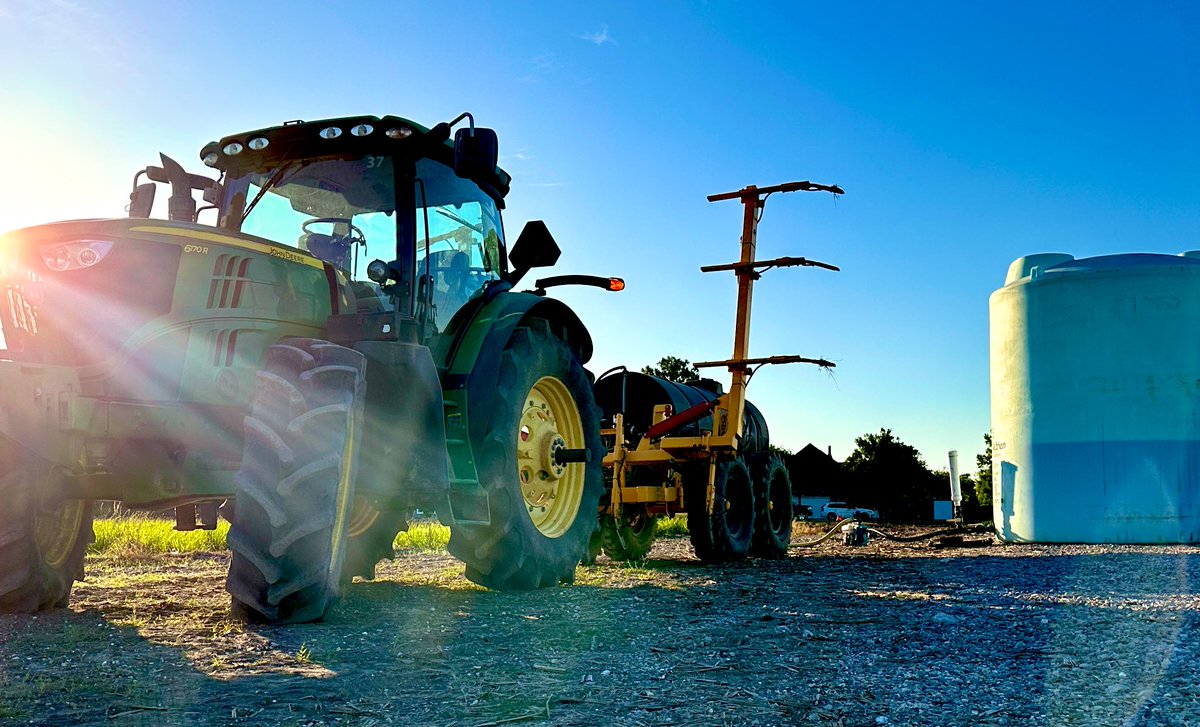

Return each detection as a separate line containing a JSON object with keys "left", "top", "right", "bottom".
{"left": 639, "top": 356, "right": 993, "bottom": 522}
{"left": 837, "top": 428, "right": 992, "bottom": 522}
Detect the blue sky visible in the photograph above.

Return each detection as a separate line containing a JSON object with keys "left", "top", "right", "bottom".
{"left": 1, "top": 1, "right": 1196, "bottom": 469}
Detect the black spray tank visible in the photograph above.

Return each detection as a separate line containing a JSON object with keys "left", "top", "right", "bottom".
{"left": 593, "top": 370, "right": 769, "bottom": 454}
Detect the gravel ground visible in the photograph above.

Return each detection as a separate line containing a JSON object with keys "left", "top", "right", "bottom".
{"left": 2, "top": 531, "right": 1200, "bottom": 726}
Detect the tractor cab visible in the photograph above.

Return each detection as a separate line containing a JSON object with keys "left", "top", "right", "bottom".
{"left": 195, "top": 114, "right": 517, "bottom": 341}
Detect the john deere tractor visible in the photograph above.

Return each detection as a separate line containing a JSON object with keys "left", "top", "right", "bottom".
{"left": 0, "top": 113, "right": 614, "bottom": 623}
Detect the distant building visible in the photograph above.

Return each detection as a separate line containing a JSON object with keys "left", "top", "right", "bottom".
{"left": 786, "top": 444, "right": 848, "bottom": 502}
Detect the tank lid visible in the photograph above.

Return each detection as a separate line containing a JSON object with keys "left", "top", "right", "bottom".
{"left": 1004, "top": 253, "right": 1075, "bottom": 285}
{"left": 1005, "top": 251, "right": 1200, "bottom": 286}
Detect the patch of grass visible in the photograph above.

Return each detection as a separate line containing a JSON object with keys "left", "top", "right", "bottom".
{"left": 388, "top": 515, "right": 693, "bottom": 553}
{"left": 90, "top": 515, "right": 228, "bottom": 556}
{"left": 211, "top": 618, "right": 244, "bottom": 638}
{"left": 655, "top": 514, "right": 689, "bottom": 537}
{"left": 112, "top": 607, "right": 149, "bottom": 629}
{"left": 296, "top": 642, "right": 313, "bottom": 663}
{"left": 392, "top": 521, "right": 450, "bottom": 552}
{"left": 793, "top": 520, "right": 833, "bottom": 538}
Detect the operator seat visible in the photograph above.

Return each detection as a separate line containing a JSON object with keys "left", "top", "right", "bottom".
{"left": 299, "top": 231, "right": 352, "bottom": 271}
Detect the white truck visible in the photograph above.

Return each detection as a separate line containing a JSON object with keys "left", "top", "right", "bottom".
{"left": 821, "top": 502, "right": 880, "bottom": 522}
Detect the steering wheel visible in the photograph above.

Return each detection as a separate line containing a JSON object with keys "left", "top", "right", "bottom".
{"left": 302, "top": 217, "right": 366, "bottom": 245}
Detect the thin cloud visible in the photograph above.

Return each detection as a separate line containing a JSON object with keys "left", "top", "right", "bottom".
{"left": 522, "top": 51, "right": 556, "bottom": 83}
{"left": 579, "top": 24, "right": 615, "bottom": 46}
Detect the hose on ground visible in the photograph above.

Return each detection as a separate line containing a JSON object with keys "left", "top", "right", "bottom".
{"left": 789, "top": 520, "right": 994, "bottom": 548}
{"left": 788, "top": 519, "right": 860, "bottom": 548}
{"left": 865, "top": 523, "right": 993, "bottom": 542}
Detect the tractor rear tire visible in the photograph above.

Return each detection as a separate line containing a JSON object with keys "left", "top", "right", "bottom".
{"left": 749, "top": 454, "right": 793, "bottom": 559}
{"left": 341, "top": 501, "right": 407, "bottom": 583}
{"left": 226, "top": 339, "right": 365, "bottom": 624}
{"left": 0, "top": 444, "right": 93, "bottom": 613}
{"left": 448, "top": 320, "right": 603, "bottom": 590}
{"left": 599, "top": 511, "right": 657, "bottom": 562}
{"left": 686, "top": 458, "right": 754, "bottom": 563}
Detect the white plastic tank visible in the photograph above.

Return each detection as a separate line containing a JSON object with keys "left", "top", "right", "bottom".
{"left": 990, "top": 251, "right": 1200, "bottom": 543}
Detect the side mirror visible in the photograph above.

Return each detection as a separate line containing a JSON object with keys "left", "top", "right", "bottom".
{"left": 507, "top": 220, "right": 560, "bottom": 285}
{"left": 454, "top": 127, "right": 498, "bottom": 179}
{"left": 129, "top": 183, "right": 156, "bottom": 218}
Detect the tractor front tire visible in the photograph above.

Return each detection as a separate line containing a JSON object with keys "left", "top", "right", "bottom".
{"left": 449, "top": 320, "right": 603, "bottom": 590}
{"left": 0, "top": 445, "right": 93, "bottom": 613}
{"left": 599, "top": 511, "right": 657, "bottom": 562}
{"left": 749, "top": 454, "right": 793, "bottom": 559}
{"left": 687, "top": 458, "right": 754, "bottom": 563}
{"left": 226, "top": 339, "right": 365, "bottom": 624}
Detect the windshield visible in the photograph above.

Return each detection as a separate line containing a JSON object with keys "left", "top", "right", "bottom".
{"left": 415, "top": 158, "right": 504, "bottom": 333}
{"left": 225, "top": 155, "right": 397, "bottom": 282}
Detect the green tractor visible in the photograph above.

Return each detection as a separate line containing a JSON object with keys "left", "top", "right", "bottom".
{"left": 0, "top": 113, "right": 614, "bottom": 623}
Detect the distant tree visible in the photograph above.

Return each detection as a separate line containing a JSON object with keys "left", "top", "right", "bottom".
{"left": 641, "top": 356, "right": 699, "bottom": 384}
{"left": 974, "top": 433, "right": 993, "bottom": 509}
{"left": 768, "top": 444, "right": 794, "bottom": 458}
{"left": 842, "top": 429, "right": 945, "bottom": 521}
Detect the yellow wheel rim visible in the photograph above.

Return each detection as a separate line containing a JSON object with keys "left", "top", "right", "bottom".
{"left": 516, "top": 376, "right": 586, "bottom": 538}
{"left": 35, "top": 498, "right": 85, "bottom": 569}
{"left": 347, "top": 496, "right": 381, "bottom": 538}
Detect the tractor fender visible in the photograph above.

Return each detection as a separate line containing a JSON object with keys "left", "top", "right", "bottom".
{"left": 442, "top": 291, "right": 593, "bottom": 390}
{"left": 432, "top": 292, "right": 593, "bottom": 525}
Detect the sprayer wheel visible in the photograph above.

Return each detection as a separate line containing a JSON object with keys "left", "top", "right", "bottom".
{"left": 749, "top": 454, "right": 793, "bottom": 559}
{"left": 599, "top": 510, "right": 657, "bottom": 562}
{"left": 687, "top": 458, "right": 755, "bottom": 563}
{"left": 448, "top": 319, "right": 604, "bottom": 590}
{"left": 226, "top": 338, "right": 365, "bottom": 624}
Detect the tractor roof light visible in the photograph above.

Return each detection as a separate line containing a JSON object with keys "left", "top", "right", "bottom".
{"left": 350, "top": 124, "right": 373, "bottom": 137}
{"left": 222, "top": 142, "right": 244, "bottom": 155}
{"left": 319, "top": 126, "right": 342, "bottom": 139}
{"left": 247, "top": 136, "right": 270, "bottom": 150}
{"left": 201, "top": 151, "right": 220, "bottom": 167}
{"left": 385, "top": 126, "right": 413, "bottom": 139}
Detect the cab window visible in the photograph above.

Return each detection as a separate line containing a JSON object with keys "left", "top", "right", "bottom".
{"left": 414, "top": 158, "right": 505, "bottom": 332}
{"left": 230, "top": 155, "right": 398, "bottom": 284}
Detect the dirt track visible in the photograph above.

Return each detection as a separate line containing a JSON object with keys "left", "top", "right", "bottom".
{"left": 3, "top": 534, "right": 1200, "bottom": 726}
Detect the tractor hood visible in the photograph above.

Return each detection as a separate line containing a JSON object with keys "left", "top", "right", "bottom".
{"left": 0, "top": 219, "right": 336, "bottom": 380}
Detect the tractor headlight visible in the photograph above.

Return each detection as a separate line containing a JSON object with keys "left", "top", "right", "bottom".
{"left": 39, "top": 240, "right": 114, "bottom": 272}
{"left": 319, "top": 126, "right": 342, "bottom": 139}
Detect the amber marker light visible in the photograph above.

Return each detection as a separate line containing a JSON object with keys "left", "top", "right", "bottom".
{"left": 608, "top": 278, "right": 625, "bottom": 291}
